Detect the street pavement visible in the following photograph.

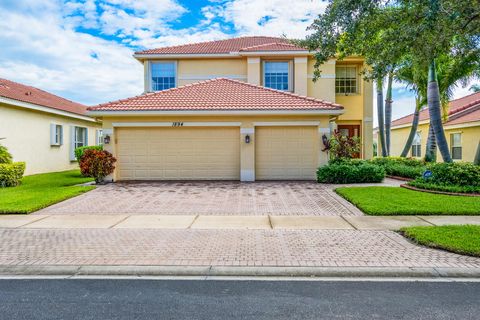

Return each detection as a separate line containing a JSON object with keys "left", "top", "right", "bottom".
{"left": 0, "top": 279, "right": 479, "bottom": 319}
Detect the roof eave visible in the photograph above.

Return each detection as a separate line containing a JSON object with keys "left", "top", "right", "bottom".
{"left": 87, "top": 109, "right": 344, "bottom": 117}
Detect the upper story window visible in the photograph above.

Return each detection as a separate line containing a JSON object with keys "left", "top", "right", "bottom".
{"left": 336, "top": 65, "right": 358, "bottom": 94}
{"left": 263, "top": 61, "right": 291, "bottom": 91}
{"left": 411, "top": 132, "right": 421, "bottom": 157}
{"left": 150, "top": 61, "right": 176, "bottom": 91}
{"left": 450, "top": 133, "right": 462, "bottom": 160}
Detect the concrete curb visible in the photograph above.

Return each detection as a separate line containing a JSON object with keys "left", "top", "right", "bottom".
{"left": 1, "top": 265, "right": 480, "bottom": 278}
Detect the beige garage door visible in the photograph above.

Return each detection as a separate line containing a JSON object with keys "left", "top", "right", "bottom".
{"left": 116, "top": 127, "right": 240, "bottom": 180}
{"left": 255, "top": 126, "right": 318, "bottom": 180}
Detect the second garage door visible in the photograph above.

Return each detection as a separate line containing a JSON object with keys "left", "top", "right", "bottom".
{"left": 255, "top": 126, "right": 318, "bottom": 180}
{"left": 116, "top": 127, "right": 240, "bottom": 180}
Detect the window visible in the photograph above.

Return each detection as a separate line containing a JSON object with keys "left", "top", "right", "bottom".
{"left": 150, "top": 62, "right": 176, "bottom": 91}
{"left": 411, "top": 132, "right": 421, "bottom": 157}
{"left": 336, "top": 65, "right": 358, "bottom": 94}
{"left": 74, "top": 127, "right": 87, "bottom": 149}
{"left": 451, "top": 133, "right": 462, "bottom": 160}
{"left": 50, "top": 124, "right": 63, "bottom": 146}
{"left": 96, "top": 129, "right": 103, "bottom": 145}
{"left": 264, "top": 61, "right": 290, "bottom": 91}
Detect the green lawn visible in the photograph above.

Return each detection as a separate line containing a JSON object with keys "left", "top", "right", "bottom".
{"left": 0, "top": 170, "right": 95, "bottom": 214}
{"left": 401, "top": 225, "right": 480, "bottom": 257}
{"left": 336, "top": 187, "right": 480, "bottom": 215}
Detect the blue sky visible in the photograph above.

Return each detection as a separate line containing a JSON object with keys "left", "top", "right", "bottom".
{"left": 0, "top": 0, "right": 477, "bottom": 124}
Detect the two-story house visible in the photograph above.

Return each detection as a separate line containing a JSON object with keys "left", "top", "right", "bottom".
{"left": 88, "top": 36, "right": 373, "bottom": 181}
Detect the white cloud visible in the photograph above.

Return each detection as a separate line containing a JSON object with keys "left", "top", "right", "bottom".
{"left": 0, "top": 3, "right": 143, "bottom": 105}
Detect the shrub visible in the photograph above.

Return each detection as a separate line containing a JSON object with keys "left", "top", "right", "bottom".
{"left": 317, "top": 160, "right": 385, "bottom": 184}
{"left": 424, "top": 162, "right": 480, "bottom": 187}
{"left": 0, "top": 162, "right": 26, "bottom": 187}
{"left": 75, "top": 145, "right": 103, "bottom": 161}
{"left": 325, "top": 131, "right": 361, "bottom": 160}
{"left": 0, "top": 145, "right": 13, "bottom": 164}
{"left": 79, "top": 149, "right": 116, "bottom": 183}
{"left": 369, "top": 157, "right": 426, "bottom": 179}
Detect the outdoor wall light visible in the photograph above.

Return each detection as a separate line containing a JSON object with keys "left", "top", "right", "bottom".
{"left": 245, "top": 134, "right": 251, "bottom": 144}
{"left": 103, "top": 134, "right": 111, "bottom": 145}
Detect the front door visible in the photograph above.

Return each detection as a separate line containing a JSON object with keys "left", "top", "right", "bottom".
{"left": 337, "top": 125, "right": 361, "bottom": 158}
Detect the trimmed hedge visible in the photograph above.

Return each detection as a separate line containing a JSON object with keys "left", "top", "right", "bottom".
{"left": 0, "top": 162, "right": 26, "bottom": 187}
{"left": 369, "top": 157, "right": 426, "bottom": 179}
{"left": 317, "top": 160, "right": 385, "bottom": 184}
{"left": 74, "top": 145, "right": 103, "bottom": 161}
{"left": 407, "top": 162, "right": 480, "bottom": 194}
{"left": 424, "top": 162, "right": 480, "bottom": 186}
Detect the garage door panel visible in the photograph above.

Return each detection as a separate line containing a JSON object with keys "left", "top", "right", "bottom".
{"left": 117, "top": 127, "right": 240, "bottom": 180}
{"left": 256, "top": 126, "right": 318, "bottom": 180}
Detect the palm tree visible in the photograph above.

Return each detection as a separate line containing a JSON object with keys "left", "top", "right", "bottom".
{"left": 384, "top": 71, "right": 394, "bottom": 156}
{"left": 376, "top": 77, "right": 387, "bottom": 157}
{"left": 395, "top": 60, "right": 427, "bottom": 157}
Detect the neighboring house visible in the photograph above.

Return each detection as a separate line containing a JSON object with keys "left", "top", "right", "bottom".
{"left": 88, "top": 36, "right": 373, "bottom": 181}
{"left": 387, "top": 92, "right": 480, "bottom": 162}
{"left": 0, "top": 78, "right": 102, "bottom": 175}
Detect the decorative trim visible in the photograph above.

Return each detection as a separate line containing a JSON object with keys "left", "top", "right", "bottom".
{"left": 253, "top": 121, "right": 320, "bottom": 126}
{"left": 294, "top": 57, "right": 308, "bottom": 63}
{"left": 444, "top": 121, "right": 480, "bottom": 130}
{"left": 89, "top": 110, "right": 345, "bottom": 116}
{"left": 308, "top": 74, "right": 335, "bottom": 79}
{"left": 318, "top": 127, "right": 330, "bottom": 134}
{"left": 247, "top": 57, "right": 260, "bottom": 64}
{"left": 178, "top": 74, "right": 247, "bottom": 81}
{"left": 391, "top": 120, "right": 429, "bottom": 130}
{"left": 103, "top": 129, "right": 113, "bottom": 134}
{"left": 240, "top": 169, "right": 255, "bottom": 182}
{"left": 240, "top": 128, "right": 255, "bottom": 134}
{"left": 112, "top": 121, "right": 242, "bottom": 127}
{"left": 0, "top": 96, "right": 98, "bottom": 122}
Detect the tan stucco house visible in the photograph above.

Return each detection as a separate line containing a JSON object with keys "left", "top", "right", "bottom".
{"left": 386, "top": 92, "right": 480, "bottom": 162}
{"left": 0, "top": 78, "right": 102, "bottom": 175}
{"left": 88, "top": 36, "right": 373, "bottom": 181}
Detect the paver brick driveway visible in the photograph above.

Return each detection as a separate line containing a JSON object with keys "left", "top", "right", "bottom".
{"left": 36, "top": 181, "right": 362, "bottom": 216}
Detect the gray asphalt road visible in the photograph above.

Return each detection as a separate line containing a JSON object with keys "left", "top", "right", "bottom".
{"left": 0, "top": 279, "right": 479, "bottom": 319}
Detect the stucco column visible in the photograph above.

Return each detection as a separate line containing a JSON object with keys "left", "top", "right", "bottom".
{"left": 101, "top": 127, "right": 116, "bottom": 182}
{"left": 247, "top": 57, "right": 261, "bottom": 85}
{"left": 294, "top": 57, "right": 308, "bottom": 96}
{"left": 363, "top": 78, "right": 374, "bottom": 159}
{"left": 240, "top": 127, "right": 255, "bottom": 181}
{"left": 318, "top": 123, "right": 330, "bottom": 167}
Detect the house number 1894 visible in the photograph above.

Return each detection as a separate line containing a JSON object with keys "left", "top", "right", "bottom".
{"left": 172, "top": 122, "right": 184, "bottom": 127}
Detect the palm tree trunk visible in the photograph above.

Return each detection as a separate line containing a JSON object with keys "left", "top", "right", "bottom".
{"left": 474, "top": 141, "right": 480, "bottom": 165}
{"left": 376, "top": 77, "right": 387, "bottom": 157}
{"left": 425, "top": 123, "right": 437, "bottom": 162}
{"left": 384, "top": 72, "right": 393, "bottom": 156}
{"left": 427, "top": 60, "right": 452, "bottom": 162}
{"left": 401, "top": 96, "right": 422, "bottom": 157}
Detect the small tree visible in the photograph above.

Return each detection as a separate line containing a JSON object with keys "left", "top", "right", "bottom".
{"left": 328, "top": 130, "right": 361, "bottom": 160}
{"left": 79, "top": 149, "right": 116, "bottom": 184}
{"left": 0, "top": 145, "right": 13, "bottom": 164}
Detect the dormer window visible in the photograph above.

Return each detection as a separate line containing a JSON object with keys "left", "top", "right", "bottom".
{"left": 150, "top": 61, "right": 176, "bottom": 91}
{"left": 263, "top": 61, "right": 291, "bottom": 91}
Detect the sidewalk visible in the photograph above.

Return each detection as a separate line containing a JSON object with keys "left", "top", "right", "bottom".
{"left": 1, "top": 214, "right": 480, "bottom": 278}
{"left": 2, "top": 214, "right": 480, "bottom": 230}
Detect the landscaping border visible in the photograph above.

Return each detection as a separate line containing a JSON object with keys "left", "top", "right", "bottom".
{"left": 400, "top": 184, "right": 480, "bottom": 197}
{"left": 386, "top": 175, "right": 413, "bottom": 181}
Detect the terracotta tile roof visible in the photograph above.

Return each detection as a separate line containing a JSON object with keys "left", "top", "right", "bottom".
{"left": 391, "top": 92, "right": 480, "bottom": 127}
{"left": 88, "top": 78, "right": 343, "bottom": 112}
{"left": 135, "top": 36, "right": 305, "bottom": 55}
{"left": 0, "top": 78, "right": 88, "bottom": 116}
{"left": 239, "top": 42, "right": 305, "bottom": 52}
